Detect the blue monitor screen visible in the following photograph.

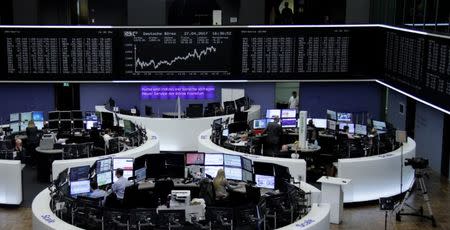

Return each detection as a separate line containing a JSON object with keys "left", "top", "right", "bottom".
{"left": 10, "top": 113, "right": 19, "bottom": 122}
{"left": 96, "top": 171, "right": 112, "bottom": 187}
{"left": 255, "top": 174, "right": 275, "bottom": 189}
{"left": 355, "top": 124, "right": 367, "bottom": 135}
{"left": 281, "top": 119, "right": 297, "bottom": 128}
{"left": 21, "top": 112, "right": 32, "bottom": 122}
{"left": 242, "top": 157, "right": 252, "bottom": 172}
{"left": 70, "top": 165, "right": 90, "bottom": 182}
{"left": 70, "top": 180, "right": 91, "bottom": 196}
{"left": 266, "top": 109, "right": 281, "bottom": 119}
{"left": 135, "top": 167, "right": 147, "bottom": 182}
{"left": 281, "top": 109, "right": 296, "bottom": 118}
{"left": 339, "top": 123, "right": 355, "bottom": 134}
{"left": 10, "top": 122, "right": 20, "bottom": 133}
{"left": 34, "top": 121, "right": 44, "bottom": 130}
{"left": 204, "top": 153, "right": 224, "bottom": 165}
{"left": 225, "top": 167, "right": 242, "bottom": 181}
{"left": 337, "top": 112, "right": 352, "bottom": 122}
{"left": 32, "top": 112, "right": 44, "bottom": 121}
{"left": 224, "top": 154, "right": 241, "bottom": 167}
{"left": 96, "top": 158, "right": 112, "bottom": 173}
{"left": 85, "top": 112, "right": 98, "bottom": 121}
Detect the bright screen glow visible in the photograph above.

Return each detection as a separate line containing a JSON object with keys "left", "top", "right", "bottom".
{"left": 266, "top": 109, "right": 281, "bottom": 119}
{"left": 141, "top": 85, "right": 215, "bottom": 100}
{"left": 225, "top": 167, "right": 242, "bottom": 181}
{"left": 205, "top": 166, "right": 223, "bottom": 178}
{"left": 339, "top": 123, "right": 355, "bottom": 134}
{"left": 32, "top": 112, "right": 44, "bottom": 121}
{"left": 337, "top": 112, "right": 352, "bottom": 122}
{"left": 21, "top": 112, "right": 32, "bottom": 122}
{"left": 10, "top": 122, "right": 20, "bottom": 133}
{"left": 372, "top": 120, "right": 386, "bottom": 130}
{"left": 281, "top": 119, "right": 297, "bottom": 128}
{"left": 35, "top": 121, "right": 44, "bottom": 130}
{"left": 307, "top": 118, "right": 327, "bottom": 129}
{"left": 86, "top": 121, "right": 98, "bottom": 130}
{"left": 253, "top": 119, "right": 267, "bottom": 129}
{"left": 255, "top": 174, "right": 275, "bottom": 189}
{"left": 204, "top": 153, "right": 223, "bottom": 165}
{"left": 10, "top": 113, "right": 19, "bottom": 122}
{"left": 326, "top": 110, "right": 337, "bottom": 120}
{"left": 186, "top": 153, "right": 205, "bottom": 165}
{"left": 135, "top": 167, "right": 147, "bottom": 182}
{"left": 70, "top": 180, "right": 91, "bottom": 195}
{"left": 97, "top": 171, "right": 112, "bottom": 186}
{"left": 224, "top": 154, "right": 241, "bottom": 167}
{"left": 281, "top": 109, "right": 296, "bottom": 118}
{"left": 113, "top": 158, "right": 134, "bottom": 171}
{"left": 355, "top": 124, "right": 367, "bottom": 135}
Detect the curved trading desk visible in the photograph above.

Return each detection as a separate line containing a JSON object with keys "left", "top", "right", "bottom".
{"left": 336, "top": 137, "right": 416, "bottom": 203}
{"left": 96, "top": 105, "right": 261, "bottom": 152}
{"left": 51, "top": 129, "right": 159, "bottom": 181}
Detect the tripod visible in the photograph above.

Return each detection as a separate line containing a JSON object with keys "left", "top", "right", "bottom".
{"left": 396, "top": 169, "right": 437, "bottom": 227}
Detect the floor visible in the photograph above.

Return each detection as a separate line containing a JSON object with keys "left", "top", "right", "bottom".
{"left": 0, "top": 169, "right": 448, "bottom": 230}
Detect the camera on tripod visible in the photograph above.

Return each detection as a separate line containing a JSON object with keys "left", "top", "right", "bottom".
{"left": 404, "top": 157, "right": 429, "bottom": 169}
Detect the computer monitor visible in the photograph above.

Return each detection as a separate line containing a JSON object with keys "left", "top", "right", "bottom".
{"left": 71, "top": 111, "right": 83, "bottom": 120}
{"left": 113, "top": 158, "right": 134, "bottom": 171}
{"left": 266, "top": 118, "right": 281, "bottom": 125}
{"left": 224, "top": 167, "right": 242, "bottom": 181}
{"left": 224, "top": 154, "right": 241, "bottom": 167}
{"left": 34, "top": 121, "right": 44, "bottom": 130}
{"left": 204, "top": 166, "right": 223, "bottom": 178}
{"left": 255, "top": 174, "right": 275, "bottom": 189}
{"left": 60, "top": 120, "right": 72, "bottom": 131}
{"left": 73, "top": 120, "right": 84, "bottom": 130}
{"left": 85, "top": 111, "right": 98, "bottom": 121}
{"left": 307, "top": 118, "right": 326, "bottom": 129}
{"left": 355, "top": 124, "right": 367, "bottom": 135}
{"left": 124, "top": 120, "right": 136, "bottom": 134}
{"left": 48, "top": 111, "right": 60, "bottom": 120}
{"left": 48, "top": 120, "right": 59, "bottom": 130}
{"left": 372, "top": 120, "right": 387, "bottom": 130}
{"left": 9, "top": 122, "right": 20, "bottom": 133}
{"left": 96, "top": 158, "right": 112, "bottom": 173}
{"left": 10, "top": 113, "right": 19, "bottom": 122}
{"left": 326, "top": 110, "right": 337, "bottom": 120}
{"left": 242, "top": 157, "right": 252, "bottom": 172}
{"left": 266, "top": 109, "right": 281, "bottom": 119}
{"left": 20, "top": 112, "right": 32, "bottom": 122}
{"left": 281, "top": 119, "right": 297, "bottom": 128}
{"left": 185, "top": 153, "right": 205, "bottom": 165}
{"left": 339, "top": 123, "right": 355, "bottom": 134}
{"left": 281, "top": 109, "right": 296, "bottom": 118}
{"left": 234, "top": 112, "right": 248, "bottom": 123}
{"left": 337, "top": 112, "right": 352, "bottom": 122}
{"left": 86, "top": 121, "right": 98, "bottom": 130}
{"left": 113, "top": 169, "right": 133, "bottom": 182}
{"left": 242, "top": 170, "right": 253, "bottom": 182}
{"left": 69, "top": 165, "right": 90, "bottom": 182}
{"left": 32, "top": 111, "right": 44, "bottom": 121}
{"left": 20, "top": 122, "right": 28, "bottom": 131}
{"left": 96, "top": 171, "right": 112, "bottom": 186}
{"left": 327, "top": 119, "right": 336, "bottom": 131}
{"left": 204, "top": 153, "right": 224, "bottom": 165}
{"left": 253, "top": 119, "right": 267, "bottom": 129}
{"left": 253, "top": 162, "right": 274, "bottom": 176}
{"left": 222, "top": 129, "right": 229, "bottom": 137}
{"left": 134, "top": 167, "right": 147, "bottom": 182}
{"left": 70, "top": 180, "right": 91, "bottom": 196}
{"left": 235, "top": 97, "right": 249, "bottom": 111}
{"left": 59, "top": 111, "right": 71, "bottom": 120}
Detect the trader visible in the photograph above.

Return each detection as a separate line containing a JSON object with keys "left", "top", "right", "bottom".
{"left": 288, "top": 91, "right": 299, "bottom": 110}
{"left": 307, "top": 119, "right": 317, "bottom": 143}
{"left": 13, "top": 138, "right": 26, "bottom": 162}
{"left": 89, "top": 181, "right": 107, "bottom": 206}
{"left": 26, "top": 121, "right": 40, "bottom": 165}
{"left": 111, "top": 168, "right": 130, "bottom": 200}
{"left": 264, "top": 116, "right": 283, "bottom": 156}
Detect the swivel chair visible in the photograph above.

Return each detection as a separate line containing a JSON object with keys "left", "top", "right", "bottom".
{"left": 206, "top": 207, "right": 234, "bottom": 230}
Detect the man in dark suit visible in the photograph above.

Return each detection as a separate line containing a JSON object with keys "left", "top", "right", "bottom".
{"left": 264, "top": 116, "right": 283, "bottom": 156}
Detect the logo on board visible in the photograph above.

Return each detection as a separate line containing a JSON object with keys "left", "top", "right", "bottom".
{"left": 41, "top": 214, "right": 55, "bottom": 224}
{"left": 295, "top": 218, "right": 315, "bottom": 228}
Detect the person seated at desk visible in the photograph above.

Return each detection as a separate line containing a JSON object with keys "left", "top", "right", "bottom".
{"left": 111, "top": 168, "right": 131, "bottom": 200}
{"left": 26, "top": 121, "right": 40, "bottom": 165}
{"left": 213, "top": 169, "right": 239, "bottom": 201}
{"left": 103, "top": 129, "right": 113, "bottom": 149}
{"left": 307, "top": 119, "right": 318, "bottom": 143}
{"left": 13, "top": 138, "right": 26, "bottom": 162}
{"left": 88, "top": 181, "right": 107, "bottom": 206}
{"left": 263, "top": 116, "right": 283, "bottom": 156}
{"left": 340, "top": 125, "right": 354, "bottom": 139}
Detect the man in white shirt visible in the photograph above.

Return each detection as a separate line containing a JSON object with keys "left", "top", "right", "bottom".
{"left": 288, "top": 91, "right": 299, "bottom": 110}
{"left": 103, "top": 129, "right": 113, "bottom": 149}
{"left": 111, "top": 168, "right": 130, "bottom": 200}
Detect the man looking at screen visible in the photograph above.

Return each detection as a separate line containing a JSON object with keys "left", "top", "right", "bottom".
{"left": 111, "top": 168, "right": 130, "bottom": 200}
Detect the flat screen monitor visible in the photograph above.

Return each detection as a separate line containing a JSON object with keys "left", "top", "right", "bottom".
{"left": 281, "top": 109, "right": 296, "bottom": 118}
{"left": 21, "top": 112, "right": 32, "bottom": 122}
{"left": 242, "top": 157, "right": 252, "bottom": 172}
{"left": 113, "top": 158, "right": 134, "bottom": 171}
{"left": 60, "top": 120, "right": 72, "bottom": 131}
{"left": 86, "top": 121, "right": 98, "bottom": 130}
{"left": 10, "top": 113, "right": 19, "bottom": 122}
{"left": 222, "top": 128, "right": 229, "bottom": 137}
{"left": 70, "top": 165, "right": 90, "bottom": 182}
{"left": 20, "top": 122, "right": 28, "bottom": 131}
{"left": 96, "top": 158, "right": 112, "bottom": 173}
{"left": 253, "top": 119, "right": 267, "bottom": 129}
{"left": 204, "top": 166, "right": 223, "bottom": 178}
{"left": 242, "top": 170, "right": 253, "bottom": 182}
{"left": 34, "top": 121, "right": 44, "bottom": 130}
{"left": 32, "top": 111, "right": 44, "bottom": 121}
{"left": 339, "top": 123, "right": 355, "bottom": 134}
{"left": 70, "top": 180, "right": 90, "bottom": 196}
{"left": 372, "top": 120, "right": 387, "bottom": 130}
{"left": 48, "top": 120, "right": 59, "bottom": 130}
{"left": 337, "top": 112, "right": 352, "bottom": 122}
{"left": 255, "top": 174, "right": 275, "bottom": 189}
{"left": 266, "top": 119, "right": 281, "bottom": 125}
{"left": 186, "top": 153, "right": 205, "bottom": 165}
{"left": 73, "top": 120, "right": 84, "bottom": 129}
{"left": 48, "top": 111, "right": 60, "bottom": 120}
{"left": 113, "top": 169, "right": 133, "bottom": 182}
{"left": 254, "top": 162, "right": 274, "bottom": 176}
{"left": 85, "top": 111, "right": 98, "bottom": 121}
{"left": 355, "top": 124, "right": 367, "bottom": 135}
{"left": 266, "top": 109, "right": 281, "bottom": 119}
{"left": 135, "top": 167, "right": 147, "bottom": 182}
{"left": 10, "top": 122, "right": 20, "bottom": 133}
{"left": 327, "top": 119, "right": 336, "bottom": 131}
{"left": 326, "top": 110, "right": 337, "bottom": 120}
{"left": 60, "top": 111, "right": 71, "bottom": 120}
{"left": 204, "top": 153, "right": 224, "bottom": 165}
{"left": 124, "top": 120, "right": 135, "bottom": 134}
{"left": 224, "top": 154, "right": 241, "bottom": 167}
{"left": 307, "top": 118, "right": 327, "bottom": 129}
{"left": 224, "top": 167, "right": 242, "bottom": 181}
{"left": 96, "top": 171, "right": 112, "bottom": 186}
{"left": 234, "top": 112, "right": 248, "bottom": 123}
{"left": 71, "top": 111, "right": 83, "bottom": 120}
{"left": 281, "top": 119, "right": 297, "bottom": 128}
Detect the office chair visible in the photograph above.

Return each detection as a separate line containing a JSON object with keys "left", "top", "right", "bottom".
{"left": 132, "top": 208, "right": 157, "bottom": 230}
{"left": 104, "top": 209, "right": 130, "bottom": 230}
{"left": 265, "top": 194, "right": 293, "bottom": 229}
{"left": 198, "top": 179, "right": 215, "bottom": 206}
{"left": 62, "top": 144, "right": 79, "bottom": 159}
{"left": 74, "top": 197, "right": 104, "bottom": 230}
{"left": 235, "top": 205, "right": 265, "bottom": 230}
{"left": 153, "top": 180, "right": 174, "bottom": 205}
{"left": 158, "top": 209, "right": 186, "bottom": 230}
{"left": 206, "top": 207, "right": 234, "bottom": 230}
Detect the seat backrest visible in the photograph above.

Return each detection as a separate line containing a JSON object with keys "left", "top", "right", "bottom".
{"left": 198, "top": 179, "right": 215, "bottom": 205}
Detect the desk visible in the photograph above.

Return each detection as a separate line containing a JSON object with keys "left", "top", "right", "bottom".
{"left": 36, "top": 147, "right": 63, "bottom": 182}
{"left": 97, "top": 105, "right": 260, "bottom": 152}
